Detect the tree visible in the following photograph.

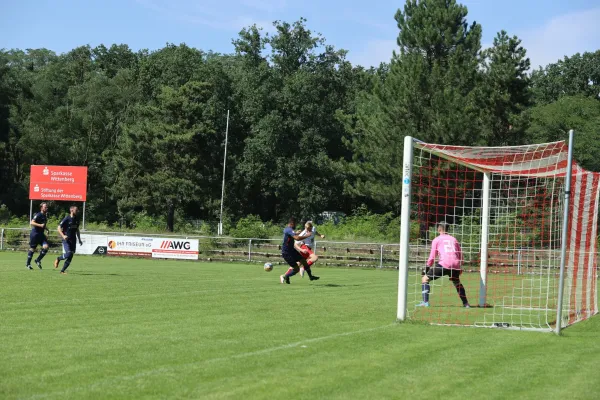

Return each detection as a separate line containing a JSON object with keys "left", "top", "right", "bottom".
{"left": 526, "top": 95, "right": 600, "bottom": 172}
{"left": 479, "top": 30, "right": 531, "bottom": 146}
{"left": 0, "top": 11, "right": 595, "bottom": 228}
{"left": 230, "top": 19, "right": 360, "bottom": 220}
{"left": 137, "top": 43, "right": 205, "bottom": 100}
{"left": 66, "top": 67, "right": 140, "bottom": 221}
{"left": 343, "top": 0, "right": 483, "bottom": 212}
{"left": 0, "top": 52, "right": 15, "bottom": 208}
{"left": 92, "top": 44, "right": 138, "bottom": 78}
{"left": 110, "top": 81, "right": 218, "bottom": 231}
{"left": 531, "top": 50, "right": 600, "bottom": 105}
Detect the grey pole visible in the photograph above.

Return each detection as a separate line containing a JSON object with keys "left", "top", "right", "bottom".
{"left": 219, "top": 110, "right": 230, "bottom": 236}
{"left": 556, "top": 129, "right": 575, "bottom": 335}
{"left": 479, "top": 172, "right": 491, "bottom": 307}
{"left": 397, "top": 136, "right": 414, "bottom": 320}
{"left": 82, "top": 201, "right": 86, "bottom": 231}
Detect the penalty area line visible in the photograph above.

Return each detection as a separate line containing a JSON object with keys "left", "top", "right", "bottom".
{"left": 25, "top": 323, "right": 397, "bottom": 400}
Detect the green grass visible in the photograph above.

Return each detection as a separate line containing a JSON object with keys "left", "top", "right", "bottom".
{"left": 1, "top": 252, "right": 599, "bottom": 400}
{"left": 406, "top": 268, "right": 561, "bottom": 328}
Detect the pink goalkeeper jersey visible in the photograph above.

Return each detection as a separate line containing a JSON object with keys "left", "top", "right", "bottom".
{"left": 427, "top": 234, "right": 463, "bottom": 270}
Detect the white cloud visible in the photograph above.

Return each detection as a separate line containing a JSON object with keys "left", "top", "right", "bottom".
{"left": 134, "top": 0, "right": 281, "bottom": 32}
{"left": 347, "top": 39, "right": 397, "bottom": 68}
{"left": 520, "top": 7, "right": 600, "bottom": 69}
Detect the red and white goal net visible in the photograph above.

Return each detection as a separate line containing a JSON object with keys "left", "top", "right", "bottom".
{"left": 397, "top": 137, "right": 599, "bottom": 332}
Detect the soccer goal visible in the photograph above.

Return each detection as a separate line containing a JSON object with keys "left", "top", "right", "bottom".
{"left": 397, "top": 133, "right": 600, "bottom": 333}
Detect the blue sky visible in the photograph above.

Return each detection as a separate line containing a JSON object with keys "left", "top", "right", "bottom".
{"left": 1, "top": 0, "right": 599, "bottom": 69}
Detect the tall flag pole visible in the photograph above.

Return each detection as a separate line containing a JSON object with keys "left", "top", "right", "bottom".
{"left": 219, "top": 110, "right": 230, "bottom": 235}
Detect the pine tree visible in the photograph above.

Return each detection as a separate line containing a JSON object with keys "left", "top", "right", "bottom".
{"left": 344, "top": 0, "right": 483, "bottom": 211}
{"left": 479, "top": 30, "right": 531, "bottom": 146}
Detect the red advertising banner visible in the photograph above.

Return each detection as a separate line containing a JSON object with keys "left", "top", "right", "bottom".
{"left": 29, "top": 165, "right": 88, "bottom": 201}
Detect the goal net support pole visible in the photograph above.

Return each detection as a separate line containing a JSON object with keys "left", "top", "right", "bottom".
{"left": 555, "top": 129, "right": 575, "bottom": 335}
{"left": 479, "top": 172, "right": 491, "bottom": 307}
{"left": 397, "top": 136, "right": 414, "bottom": 321}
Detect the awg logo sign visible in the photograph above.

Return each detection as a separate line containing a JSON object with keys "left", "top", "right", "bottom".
{"left": 152, "top": 238, "right": 199, "bottom": 260}
{"left": 160, "top": 240, "right": 192, "bottom": 250}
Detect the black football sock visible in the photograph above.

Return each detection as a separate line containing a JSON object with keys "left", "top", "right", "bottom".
{"left": 453, "top": 281, "right": 468, "bottom": 305}
{"left": 36, "top": 248, "right": 48, "bottom": 262}
{"left": 422, "top": 283, "right": 430, "bottom": 303}
{"left": 61, "top": 255, "right": 73, "bottom": 272}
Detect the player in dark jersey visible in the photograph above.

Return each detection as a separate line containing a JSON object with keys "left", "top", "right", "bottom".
{"left": 26, "top": 202, "right": 50, "bottom": 270}
{"left": 53, "top": 206, "right": 83, "bottom": 275}
{"left": 280, "top": 217, "right": 318, "bottom": 284}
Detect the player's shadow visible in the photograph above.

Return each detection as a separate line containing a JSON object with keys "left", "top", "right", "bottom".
{"left": 318, "top": 283, "right": 361, "bottom": 288}
{"left": 69, "top": 272, "right": 126, "bottom": 276}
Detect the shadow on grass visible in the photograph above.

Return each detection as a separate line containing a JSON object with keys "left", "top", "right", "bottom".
{"left": 68, "top": 272, "right": 127, "bottom": 276}
{"left": 317, "top": 283, "right": 362, "bottom": 288}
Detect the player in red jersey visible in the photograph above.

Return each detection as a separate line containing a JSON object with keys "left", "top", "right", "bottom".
{"left": 296, "top": 221, "right": 324, "bottom": 278}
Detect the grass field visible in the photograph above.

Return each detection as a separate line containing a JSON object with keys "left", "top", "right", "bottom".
{"left": 1, "top": 252, "right": 599, "bottom": 400}
{"left": 406, "top": 268, "right": 560, "bottom": 329}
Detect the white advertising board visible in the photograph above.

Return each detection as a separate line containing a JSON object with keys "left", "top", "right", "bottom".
{"left": 151, "top": 238, "right": 199, "bottom": 260}
{"left": 106, "top": 236, "right": 154, "bottom": 257}
{"left": 101, "top": 236, "right": 199, "bottom": 260}
{"left": 77, "top": 234, "right": 108, "bottom": 255}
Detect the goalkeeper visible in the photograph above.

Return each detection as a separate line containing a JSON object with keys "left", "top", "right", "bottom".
{"left": 417, "top": 222, "right": 470, "bottom": 308}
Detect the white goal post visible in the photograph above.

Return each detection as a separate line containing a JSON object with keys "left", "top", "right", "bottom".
{"left": 397, "top": 132, "right": 600, "bottom": 333}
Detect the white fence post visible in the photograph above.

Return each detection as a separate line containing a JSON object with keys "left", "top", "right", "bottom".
{"left": 380, "top": 245, "right": 384, "bottom": 268}
{"left": 248, "top": 239, "right": 252, "bottom": 262}
{"left": 0, "top": 228, "right": 4, "bottom": 250}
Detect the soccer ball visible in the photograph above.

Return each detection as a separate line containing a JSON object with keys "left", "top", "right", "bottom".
{"left": 264, "top": 262, "right": 273, "bottom": 272}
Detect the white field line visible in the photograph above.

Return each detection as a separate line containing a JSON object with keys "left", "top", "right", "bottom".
{"left": 22, "top": 323, "right": 397, "bottom": 400}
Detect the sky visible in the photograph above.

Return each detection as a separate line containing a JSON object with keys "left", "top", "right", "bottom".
{"left": 1, "top": 0, "right": 599, "bottom": 70}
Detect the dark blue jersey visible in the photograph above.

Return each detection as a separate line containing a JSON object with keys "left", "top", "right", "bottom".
{"left": 31, "top": 212, "right": 47, "bottom": 234}
{"left": 59, "top": 215, "right": 80, "bottom": 240}
{"left": 282, "top": 226, "right": 297, "bottom": 254}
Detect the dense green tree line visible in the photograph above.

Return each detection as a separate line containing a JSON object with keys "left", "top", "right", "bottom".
{"left": 1, "top": 0, "right": 599, "bottom": 230}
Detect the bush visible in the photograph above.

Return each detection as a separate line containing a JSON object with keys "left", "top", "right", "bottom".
{"left": 316, "top": 205, "right": 400, "bottom": 242}
{"left": 130, "top": 212, "right": 166, "bottom": 233}
{"left": 0, "top": 207, "right": 419, "bottom": 244}
{"left": 452, "top": 212, "right": 482, "bottom": 264}
{"left": 0, "top": 204, "right": 10, "bottom": 223}
{"left": 229, "top": 215, "right": 271, "bottom": 239}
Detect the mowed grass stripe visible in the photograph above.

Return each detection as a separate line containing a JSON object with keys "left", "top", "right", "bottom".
{"left": 22, "top": 324, "right": 397, "bottom": 400}
{"left": 1, "top": 253, "right": 599, "bottom": 400}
